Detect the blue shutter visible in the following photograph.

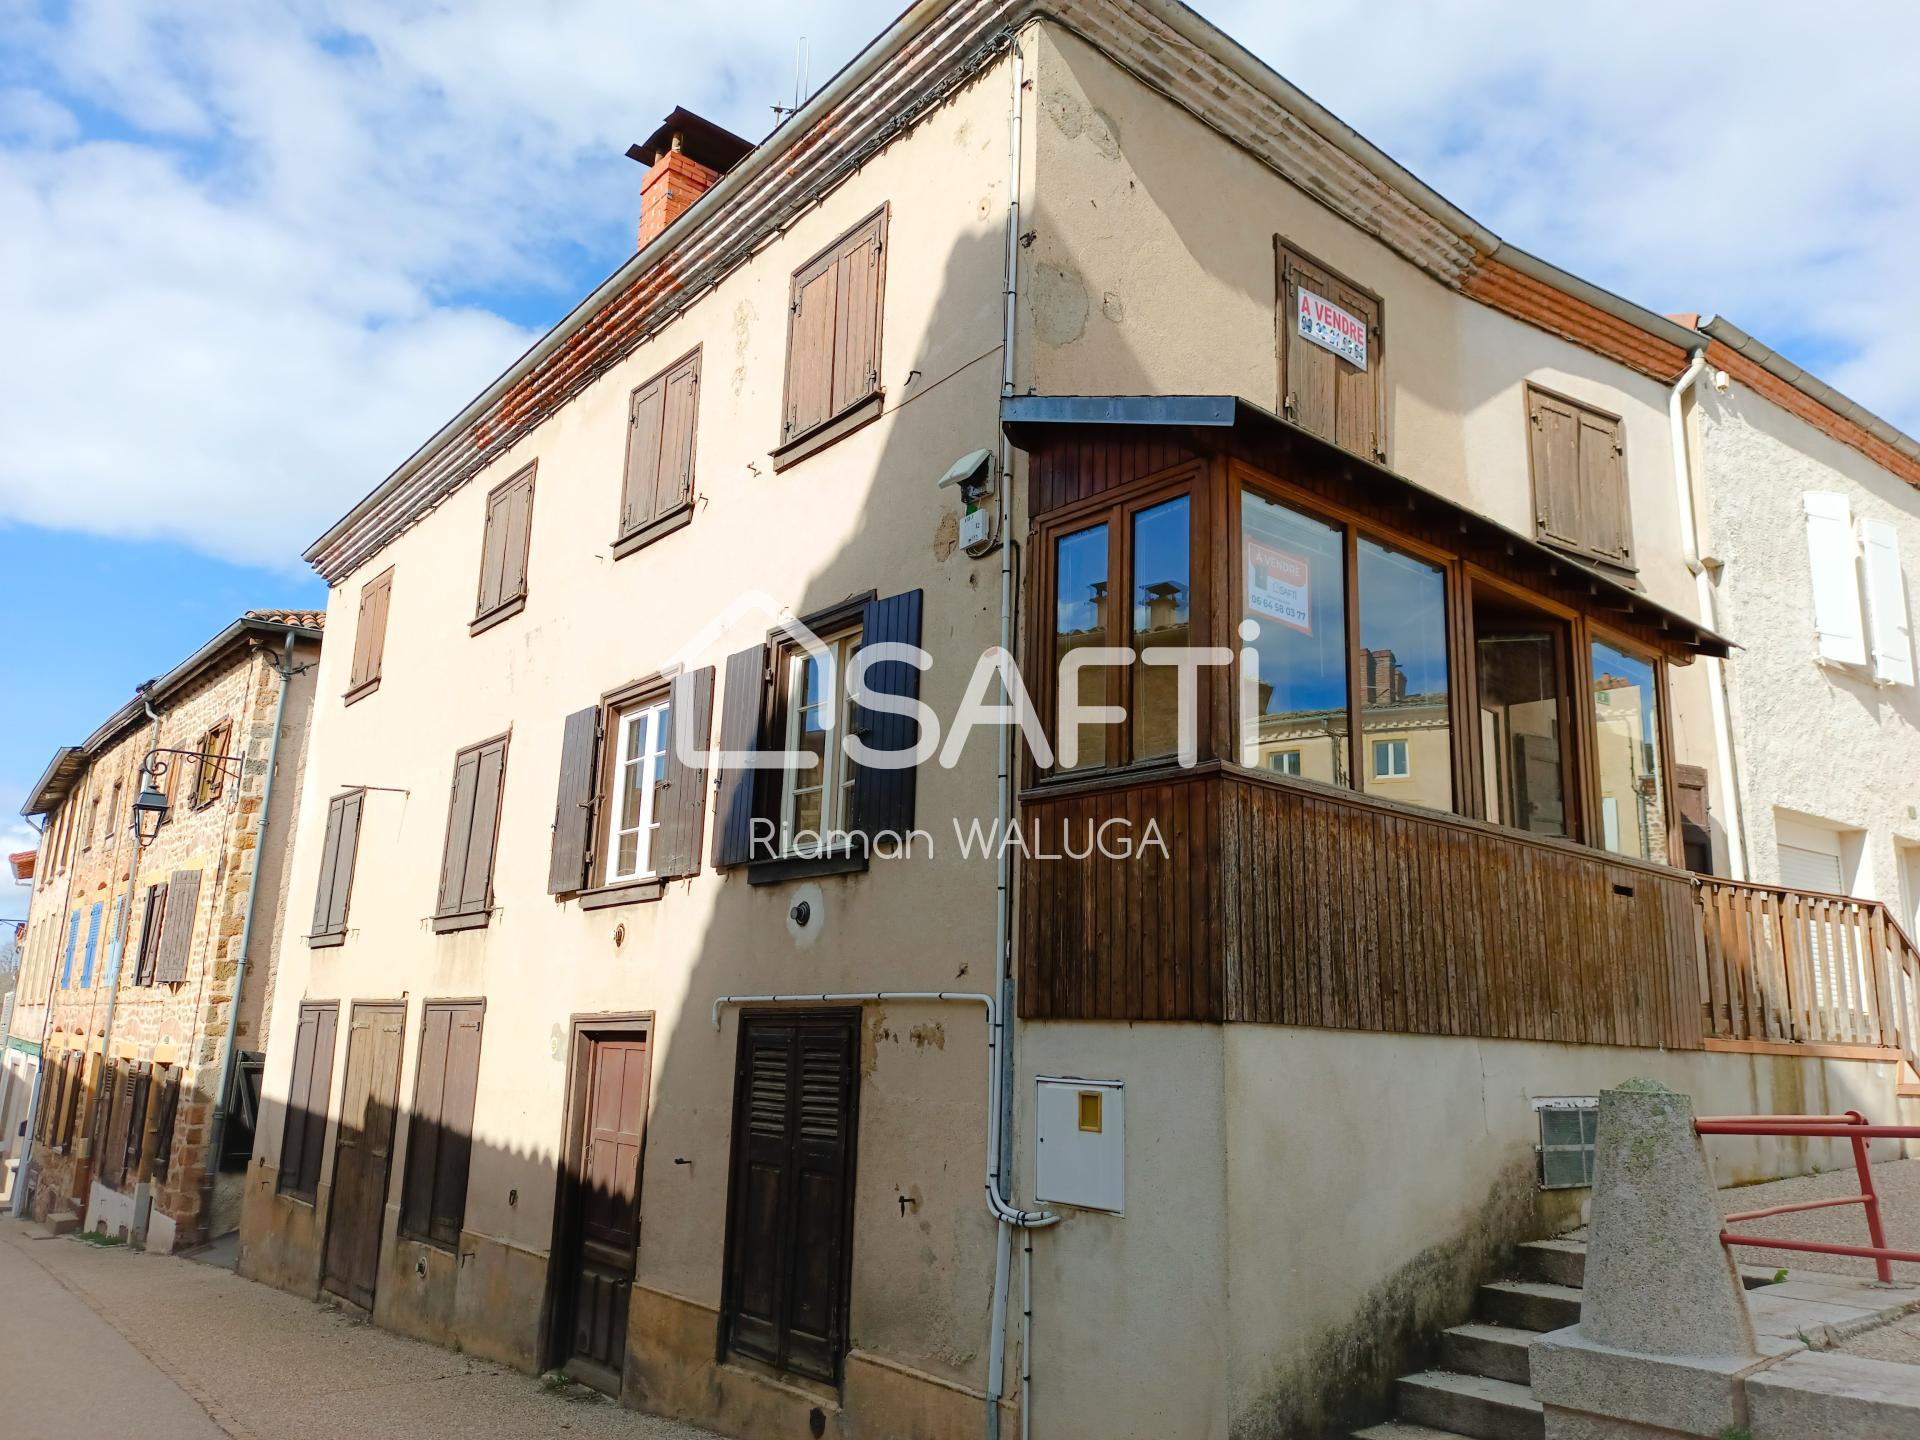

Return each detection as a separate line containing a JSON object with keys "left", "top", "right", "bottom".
{"left": 106, "top": 896, "right": 127, "bottom": 984}
{"left": 80, "top": 903, "right": 103, "bottom": 987}
{"left": 848, "top": 589, "right": 926, "bottom": 840}
{"left": 61, "top": 913, "right": 79, "bottom": 988}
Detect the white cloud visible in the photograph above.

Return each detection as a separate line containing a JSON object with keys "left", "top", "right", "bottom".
{"left": 2, "top": 0, "right": 1917, "bottom": 574}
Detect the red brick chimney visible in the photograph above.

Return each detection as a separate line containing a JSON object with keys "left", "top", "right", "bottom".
{"left": 627, "top": 108, "right": 755, "bottom": 251}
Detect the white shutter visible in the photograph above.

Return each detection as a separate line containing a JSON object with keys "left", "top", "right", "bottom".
{"left": 1860, "top": 516, "right": 1915, "bottom": 686}
{"left": 1804, "top": 492, "right": 1866, "bottom": 666}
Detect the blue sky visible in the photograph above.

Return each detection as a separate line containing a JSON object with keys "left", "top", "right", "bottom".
{"left": 3, "top": 0, "right": 1918, "bottom": 855}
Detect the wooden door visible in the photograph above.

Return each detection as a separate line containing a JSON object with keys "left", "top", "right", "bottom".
{"left": 722, "top": 1011, "right": 860, "bottom": 1384}
{"left": 321, "top": 1002, "right": 406, "bottom": 1310}
{"left": 556, "top": 1028, "right": 651, "bottom": 1393}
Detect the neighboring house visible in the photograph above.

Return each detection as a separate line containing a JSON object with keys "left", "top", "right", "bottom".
{"left": 1673, "top": 315, "right": 1920, "bottom": 930}
{"left": 238, "top": 7, "right": 1919, "bottom": 1440}
{"left": 14, "top": 611, "right": 321, "bottom": 1251}
{"left": 1, "top": 858, "right": 36, "bottom": 1202}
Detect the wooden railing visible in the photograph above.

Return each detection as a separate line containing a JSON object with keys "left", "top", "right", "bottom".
{"left": 1699, "top": 879, "right": 1920, "bottom": 1079}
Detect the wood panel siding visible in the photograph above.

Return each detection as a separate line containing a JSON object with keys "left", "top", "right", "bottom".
{"left": 1029, "top": 437, "right": 1201, "bottom": 516}
{"left": 1019, "top": 765, "right": 1703, "bottom": 1049}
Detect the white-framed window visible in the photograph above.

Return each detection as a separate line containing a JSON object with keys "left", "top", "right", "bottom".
{"left": 1269, "top": 750, "right": 1302, "bottom": 776}
{"left": 779, "top": 628, "right": 861, "bottom": 856}
{"left": 604, "top": 698, "right": 670, "bottom": 884}
{"left": 1372, "top": 738, "right": 1410, "bottom": 780}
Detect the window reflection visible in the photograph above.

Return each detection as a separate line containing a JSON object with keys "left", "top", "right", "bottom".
{"left": 1055, "top": 524, "right": 1111, "bottom": 771}
{"left": 1591, "top": 641, "right": 1666, "bottom": 863}
{"left": 1476, "top": 628, "right": 1567, "bottom": 838}
{"left": 1243, "top": 490, "right": 1348, "bottom": 784}
{"left": 1131, "top": 497, "right": 1190, "bottom": 761}
{"left": 1357, "top": 539, "right": 1452, "bottom": 811}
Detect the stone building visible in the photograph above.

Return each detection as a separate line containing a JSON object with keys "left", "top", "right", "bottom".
{"left": 14, "top": 610, "right": 321, "bottom": 1250}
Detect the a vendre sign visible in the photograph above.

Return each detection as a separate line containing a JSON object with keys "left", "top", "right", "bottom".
{"left": 1296, "top": 287, "right": 1368, "bottom": 371}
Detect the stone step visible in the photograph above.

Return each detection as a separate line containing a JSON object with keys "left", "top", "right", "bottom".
{"left": 1439, "top": 1322, "right": 1535, "bottom": 1386}
{"left": 1353, "top": 1424, "right": 1473, "bottom": 1440}
{"left": 1396, "top": 1371, "right": 1544, "bottom": 1440}
{"left": 42, "top": 1210, "right": 79, "bottom": 1236}
{"left": 1514, "top": 1238, "right": 1585, "bottom": 1289}
{"left": 1476, "top": 1280, "right": 1582, "bottom": 1333}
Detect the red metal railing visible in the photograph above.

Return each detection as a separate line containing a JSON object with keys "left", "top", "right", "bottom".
{"left": 1695, "top": 1112, "right": 1920, "bottom": 1283}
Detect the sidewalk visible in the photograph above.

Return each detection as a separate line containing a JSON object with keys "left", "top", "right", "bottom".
{"left": 0, "top": 1218, "right": 718, "bottom": 1439}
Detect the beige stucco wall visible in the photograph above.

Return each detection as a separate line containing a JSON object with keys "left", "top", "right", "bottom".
{"left": 1017, "top": 1019, "right": 1920, "bottom": 1440}
{"left": 1699, "top": 379, "right": 1920, "bottom": 917}
{"left": 243, "top": 51, "right": 1022, "bottom": 1431}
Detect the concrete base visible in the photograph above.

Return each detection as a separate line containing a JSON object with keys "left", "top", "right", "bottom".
{"left": 1532, "top": 1326, "right": 1762, "bottom": 1436}
{"left": 1747, "top": 1350, "right": 1920, "bottom": 1438}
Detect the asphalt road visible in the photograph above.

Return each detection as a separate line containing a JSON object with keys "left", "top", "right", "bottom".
{"left": 0, "top": 1218, "right": 716, "bottom": 1439}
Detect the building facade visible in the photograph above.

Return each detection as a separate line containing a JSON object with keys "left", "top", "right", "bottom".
{"left": 1, "top": 850, "right": 38, "bottom": 1203}
{"left": 14, "top": 612, "right": 321, "bottom": 1251}
{"left": 237, "top": 5, "right": 1920, "bottom": 1440}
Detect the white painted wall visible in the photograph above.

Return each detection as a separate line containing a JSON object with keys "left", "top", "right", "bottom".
{"left": 1698, "top": 379, "right": 1920, "bottom": 910}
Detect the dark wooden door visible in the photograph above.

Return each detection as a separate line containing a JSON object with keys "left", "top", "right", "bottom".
{"left": 558, "top": 1030, "right": 651, "bottom": 1393}
{"left": 722, "top": 1011, "right": 860, "bottom": 1384}
{"left": 321, "top": 1002, "right": 406, "bottom": 1310}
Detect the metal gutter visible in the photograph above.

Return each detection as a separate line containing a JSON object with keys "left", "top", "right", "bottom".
{"left": 1698, "top": 315, "right": 1920, "bottom": 467}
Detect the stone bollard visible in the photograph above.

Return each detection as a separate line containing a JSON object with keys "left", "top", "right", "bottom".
{"left": 1531, "top": 1079, "right": 1764, "bottom": 1438}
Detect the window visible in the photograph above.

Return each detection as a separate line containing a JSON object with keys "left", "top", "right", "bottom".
{"left": 78, "top": 902, "right": 102, "bottom": 988}
{"left": 1372, "top": 740, "right": 1410, "bottom": 780}
{"left": 779, "top": 627, "right": 862, "bottom": 857}
{"left": 1243, "top": 490, "right": 1349, "bottom": 785}
{"left": 1044, "top": 487, "right": 1195, "bottom": 773}
{"left": 1358, "top": 539, "right": 1451, "bottom": 808}
{"left": 114, "top": 1062, "right": 152, "bottom": 1190}
{"left": 133, "top": 882, "right": 169, "bottom": 986}
{"left": 400, "top": 1000, "right": 484, "bottom": 1247}
{"left": 309, "top": 791, "right": 365, "bottom": 947}
{"left": 775, "top": 206, "right": 887, "bottom": 471}
{"left": 723, "top": 1010, "right": 861, "bottom": 1384}
{"left": 106, "top": 780, "right": 122, "bottom": 849}
{"left": 711, "top": 592, "right": 926, "bottom": 875}
{"left": 1476, "top": 622, "right": 1568, "bottom": 839}
{"left": 473, "top": 466, "right": 535, "bottom": 634}
{"left": 194, "top": 721, "right": 232, "bottom": 809}
{"left": 1277, "top": 240, "right": 1383, "bottom": 461}
{"left": 276, "top": 1003, "right": 338, "bottom": 1202}
{"left": 435, "top": 736, "right": 509, "bottom": 931}
{"left": 151, "top": 870, "right": 202, "bottom": 984}
{"left": 346, "top": 567, "right": 393, "bottom": 701}
{"left": 1527, "top": 384, "right": 1631, "bottom": 569}
{"left": 1591, "top": 640, "right": 1667, "bottom": 864}
{"left": 618, "top": 349, "right": 700, "bottom": 555}
{"left": 83, "top": 796, "right": 98, "bottom": 850}
{"left": 1269, "top": 750, "right": 1302, "bottom": 776}
{"left": 547, "top": 669, "right": 715, "bottom": 902}
{"left": 1536, "top": 1099, "right": 1599, "bottom": 1190}
{"left": 60, "top": 911, "right": 78, "bottom": 989}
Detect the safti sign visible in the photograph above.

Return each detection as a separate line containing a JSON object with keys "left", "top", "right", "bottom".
{"left": 1296, "top": 287, "right": 1368, "bottom": 370}
{"left": 1245, "top": 542, "right": 1312, "bottom": 634}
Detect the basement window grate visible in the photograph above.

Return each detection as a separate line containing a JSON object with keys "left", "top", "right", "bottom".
{"left": 1535, "top": 1097, "right": 1599, "bottom": 1190}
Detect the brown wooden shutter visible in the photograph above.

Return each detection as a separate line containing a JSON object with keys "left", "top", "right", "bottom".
{"left": 277, "top": 1003, "right": 338, "bottom": 1198}
{"left": 622, "top": 377, "right": 667, "bottom": 536}
{"left": 660, "top": 351, "right": 700, "bottom": 516}
{"left": 1529, "top": 388, "right": 1584, "bottom": 551}
{"left": 724, "top": 1012, "right": 858, "bottom": 1384}
{"left": 548, "top": 707, "right": 602, "bottom": 895}
{"left": 438, "top": 738, "right": 508, "bottom": 920}
{"left": 151, "top": 869, "right": 201, "bottom": 984}
{"left": 712, "top": 646, "right": 769, "bottom": 869}
{"left": 151, "top": 1066, "right": 181, "bottom": 1181}
{"left": 311, "top": 791, "right": 364, "bottom": 939}
{"left": 349, "top": 568, "right": 393, "bottom": 691}
{"left": 477, "top": 488, "right": 510, "bottom": 614}
{"left": 786, "top": 263, "right": 838, "bottom": 441}
{"left": 1330, "top": 279, "right": 1381, "bottom": 460}
{"left": 848, "top": 590, "right": 924, "bottom": 841}
{"left": 135, "top": 881, "right": 168, "bottom": 986}
{"left": 120, "top": 1062, "right": 151, "bottom": 1186}
{"left": 93, "top": 1058, "right": 120, "bottom": 1157}
{"left": 401, "top": 1000, "right": 482, "bottom": 1246}
{"left": 657, "top": 666, "right": 715, "bottom": 878}
{"left": 1579, "top": 410, "right": 1631, "bottom": 564}
{"left": 1280, "top": 248, "right": 1338, "bottom": 441}
{"left": 503, "top": 471, "right": 534, "bottom": 602}
{"left": 830, "top": 214, "right": 885, "bottom": 419}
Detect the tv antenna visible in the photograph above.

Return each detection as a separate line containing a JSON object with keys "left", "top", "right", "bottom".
{"left": 771, "top": 36, "right": 810, "bottom": 124}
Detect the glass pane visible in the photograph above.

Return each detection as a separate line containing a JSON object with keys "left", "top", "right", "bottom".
{"left": 1540, "top": 1108, "right": 1585, "bottom": 1147}
{"left": 1542, "top": 1148, "right": 1591, "bottom": 1190}
{"left": 1055, "top": 523, "right": 1111, "bottom": 770}
{"left": 1243, "top": 491, "right": 1348, "bottom": 784}
{"left": 1131, "top": 497, "right": 1191, "bottom": 761}
{"left": 1476, "top": 629, "right": 1566, "bottom": 838}
{"left": 1592, "top": 641, "right": 1666, "bottom": 863}
{"left": 1358, "top": 539, "right": 1452, "bottom": 810}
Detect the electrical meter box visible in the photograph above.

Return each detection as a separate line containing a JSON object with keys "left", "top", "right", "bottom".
{"left": 1035, "top": 1077, "right": 1124, "bottom": 1213}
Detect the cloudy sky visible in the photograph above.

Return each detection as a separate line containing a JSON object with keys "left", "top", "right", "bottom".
{"left": 2, "top": 0, "right": 1917, "bottom": 859}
